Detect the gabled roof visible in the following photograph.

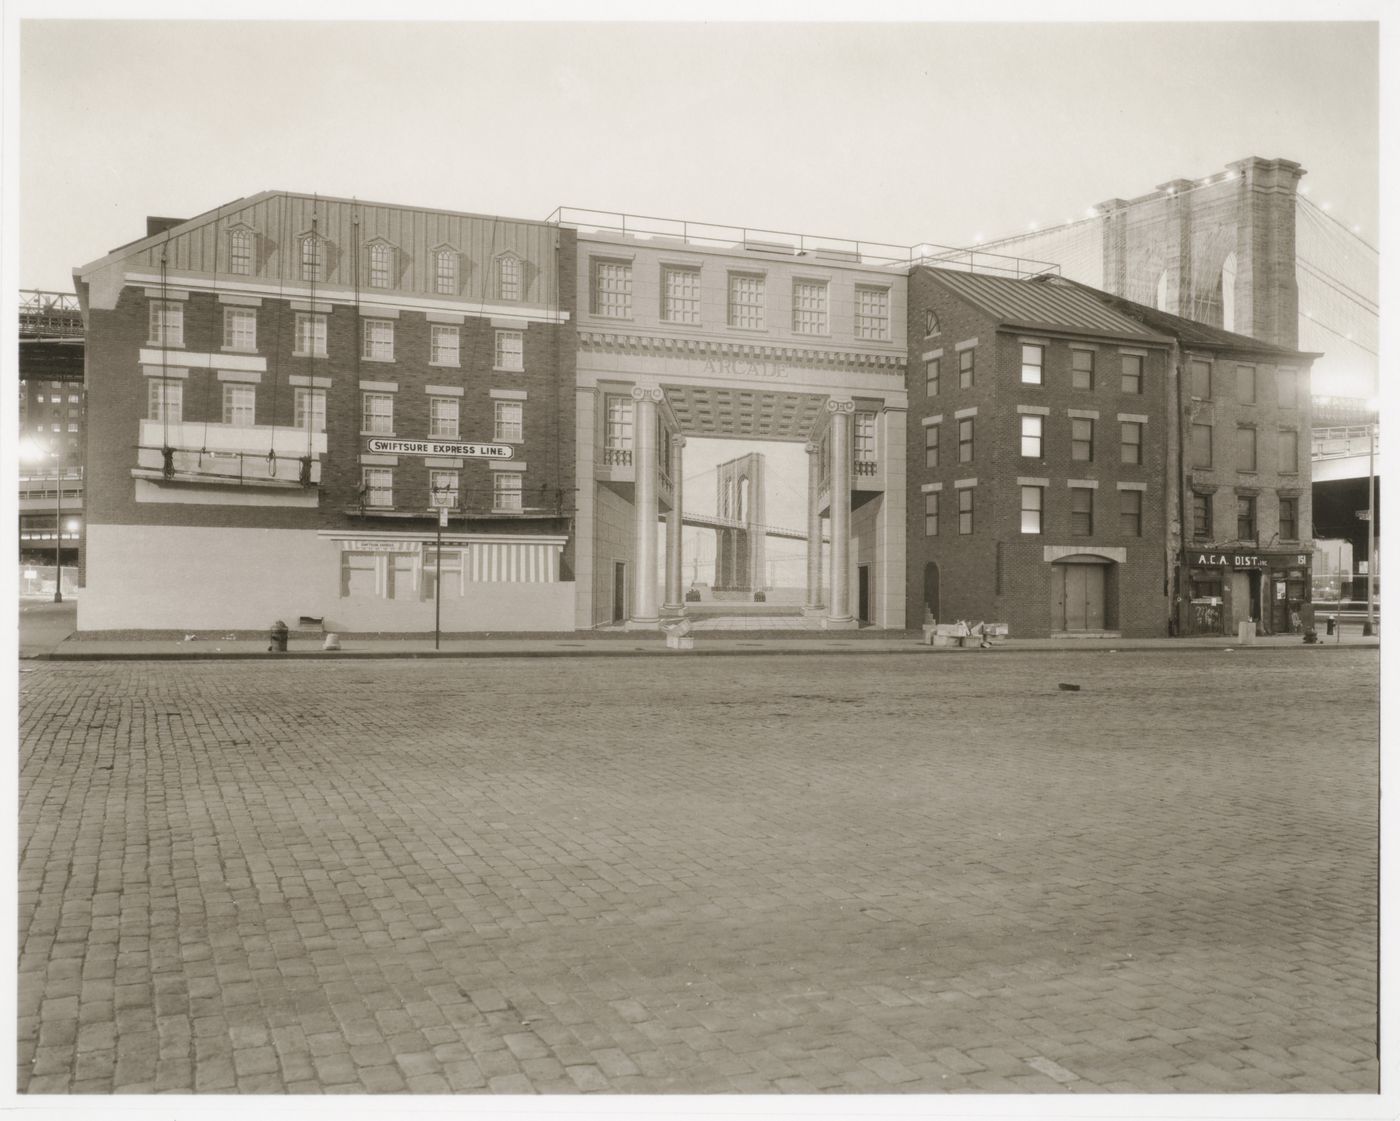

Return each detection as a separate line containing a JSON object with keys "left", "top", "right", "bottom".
{"left": 917, "top": 267, "right": 1169, "bottom": 344}
{"left": 1050, "top": 277, "right": 1323, "bottom": 361}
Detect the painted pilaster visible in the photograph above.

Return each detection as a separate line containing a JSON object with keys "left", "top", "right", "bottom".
{"left": 803, "top": 441, "right": 824, "bottom": 615}
{"left": 824, "top": 398, "right": 857, "bottom": 630}
{"left": 663, "top": 434, "right": 685, "bottom": 612}
{"left": 628, "top": 385, "right": 662, "bottom": 627}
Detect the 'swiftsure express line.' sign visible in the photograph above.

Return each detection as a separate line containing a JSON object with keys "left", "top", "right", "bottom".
{"left": 365, "top": 439, "right": 514, "bottom": 459}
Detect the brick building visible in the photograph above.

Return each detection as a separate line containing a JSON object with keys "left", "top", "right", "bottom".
{"left": 904, "top": 268, "right": 1318, "bottom": 638}
{"left": 1075, "top": 285, "right": 1320, "bottom": 636}
{"left": 74, "top": 193, "right": 577, "bottom": 632}
{"left": 905, "top": 268, "right": 1174, "bottom": 637}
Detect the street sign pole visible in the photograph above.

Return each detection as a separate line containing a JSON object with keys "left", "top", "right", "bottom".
{"left": 435, "top": 505, "right": 447, "bottom": 651}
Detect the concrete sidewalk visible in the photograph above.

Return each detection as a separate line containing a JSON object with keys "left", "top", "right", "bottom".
{"left": 31, "top": 628, "right": 1381, "bottom": 660}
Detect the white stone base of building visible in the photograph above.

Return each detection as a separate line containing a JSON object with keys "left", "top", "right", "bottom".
{"left": 78, "top": 523, "right": 575, "bottom": 633}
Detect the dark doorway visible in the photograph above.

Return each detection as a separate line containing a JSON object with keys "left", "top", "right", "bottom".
{"left": 612, "top": 562, "right": 626, "bottom": 624}
{"left": 857, "top": 564, "right": 872, "bottom": 625}
{"left": 1051, "top": 560, "right": 1107, "bottom": 632}
{"left": 922, "top": 562, "right": 940, "bottom": 622}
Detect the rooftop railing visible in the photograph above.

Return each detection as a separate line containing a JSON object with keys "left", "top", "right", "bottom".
{"left": 548, "top": 207, "right": 1060, "bottom": 279}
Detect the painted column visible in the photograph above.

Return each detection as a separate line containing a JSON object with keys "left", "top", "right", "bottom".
{"left": 629, "top": 386, "right": 662, "bottom": 627}
{"left": 663, "top": 434, "right": 686, "bottom": 612}
{"left": 824, "top": 399, "right": 858, "bottom": 629}
{"left": 803, "top": 441, "right": 824, "bottom": 614}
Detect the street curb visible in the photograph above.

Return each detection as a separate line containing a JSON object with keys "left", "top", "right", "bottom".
{"left": 26, "top": 641, "right": 1379, "bottom": 662}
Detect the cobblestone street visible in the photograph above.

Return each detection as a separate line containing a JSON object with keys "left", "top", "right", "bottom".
{"left": 17, "top": 649, "right": 1379, "bottom": 1096}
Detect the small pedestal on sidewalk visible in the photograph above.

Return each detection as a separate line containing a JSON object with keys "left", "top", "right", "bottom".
{"left": 662, "top": 617, "right": 694, "bottom": 651}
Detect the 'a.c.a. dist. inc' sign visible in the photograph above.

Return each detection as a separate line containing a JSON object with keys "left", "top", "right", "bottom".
{"left": 366, "top": 439, "right": 513, "bottom": 459}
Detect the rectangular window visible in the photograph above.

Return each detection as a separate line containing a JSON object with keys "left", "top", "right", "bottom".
{"left": 1192, "top": 423, "right": 1213, "bottom": 469}
{"left": 1192, "top": 492, "right": 1212, "bottom": 539}
{"left": 854, "top": 286, "right": 890, "bottom": 340}
{"left": 1119, "top": 489, "right": 1142, "bottom": 537}
{"left": 792, "top": 280, "right": 828, "bottom": 335}
{"left": 295, "top": 313, "right": 327, "bottom": 357}
{"left": 925, "top": 357, "right": 940, "bottom": 396}
{"left": 1277, "top": 368, "right": 1298, "bottom": 408}
{"left": 1237, "top": 425, "right": 1258, "bottom": 472}
{"left": 362, "top": 319, "right": 394, "bottom": 361}
{"left": 593, "top": 259, "right": 632, "bottom": 318}
{"left": 854, "top": 412, "right": 876, "bottom": 464}
{"left": 1278, "top": 429, "right": 1299, "bottom": 473}
{"left": 1020, "top": 344, "right": 1044, "bottom": 385}
{"left": 430, "top": 325, "right": 460, "bottom": 366}
{"left": 958, "top": 417, "right": 974, "bottom": 464}
{"left": 497, "top": 256, "right": 521, "bottom": 301}
{"left": 1070, "top": 487, "right": 1093, "bottom": 536}
{"left": 148, "top": 301, "right": 183, "bottom": 347}
{"left": 728, "top": 273, "right": 765, "bottom": 329}
{"left": 1120, "top": 353, "right": 1143, "bottom": 394}
{"left": 1020, "top": 486, "right": 1043, "bottom": 534}
{"left": 362, "top": 467, "right": 393, "bottom": 508}
{"left": 1120, "top": 421, "right": 1143, "bottom": 465}
{"left": 495, "top": 329, "right": 524, "bottom": 371}
{"left": 494, "top": 472, "right": 523, "bottom": 512}
{"left": 1020, "top": 414, "right": 1043, "bottom": 458}
{"left": 1279, "top": 496, "right": 1298, "bottom": 541}
{"left": 959, "top": 348, "right": 974, "bottom": 389}
{"left": 924, "top": 492, "right": 938, "bottom": 536}
{"left": 494, "top": 400, "right": 523, "bottom": 443}
{"left": 957, "top": 488, "right": 974, "bottom": 534}
{"left": 222, "top": 308, "right": 256, "bottom": 350}
{"left": 663, "top": 267, "right": 701, "bottom": 324}
{"left": 1237, "top": 495, "right": 1257, "bottom": 542}
{"left": 1236, "top": 364, "right": 1256, "bottom": 404}
{"left": 294, "top": 387, "right": 326, "bottom": 433}
{"left": 435, "top": 250, "right": 458, "bottom": 295}
{"left": 924, "top": 424, "right": 939, "bottom": 469}
{"left": 429, "top": 470, "right": 460, "bottom": 509}
{"left": 222, "top": 384, "right": 255, "bottom": 427}
{"left": 605, "top": 395, "right": 633, "bottom": 452}
{"left": 1072, "top": 417, "right": 1094, "bottom": 461}
{"left": 362, "top": 392, "right": 394, "bottom": 435}
{"left": 429, "top": 396, "right": 459, "bottom": 439}
{"left": 1073, "top": 349, "right": 1095, "bottom": 390}
{"left": 340, "top": 552, "right": 378, "bottom": 597}
{"left": 1190, "top": 359, "right": 1212, "bottom": 400}
{"left": 147, "top": 379, "right": 182, "bottom": 422}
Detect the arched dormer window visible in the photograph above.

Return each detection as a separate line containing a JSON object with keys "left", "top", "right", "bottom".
{"left": 496, "top": 253, "right": 522, "bottom": 301}
{"left": 300, "top": 234, "right": 323, "bottom": 283}
{"left": 367, "top": 240, "right": 395, "bottom": 289}
{"left": 433, "top": 246, "right": 458, "bottom": 296}
{"left": 228, "top": 225, "right": 254, "bottom": 276}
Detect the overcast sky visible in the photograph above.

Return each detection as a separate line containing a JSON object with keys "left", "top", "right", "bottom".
{"left": 11, "top": 14, "right": 1387, "bottom": 583}
{"left": 18, "top": 19, "right": 1380, "bottom": 290}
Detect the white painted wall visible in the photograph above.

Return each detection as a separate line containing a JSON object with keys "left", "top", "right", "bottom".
{"left": 79, "top": 524, "right": 575, "bottom": 632}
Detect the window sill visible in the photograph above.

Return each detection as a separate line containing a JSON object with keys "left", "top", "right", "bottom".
{"left": 292, "top": 351, "right": 328, "bottom": 360}
{"left": 726, "top": 325, "right": 769, "bottom": 333}
{"left": 360, "top": 431, "right": 396, "bottom": 438}
{"left": 221, "top": 345, "right": 259, "bottom": 354}
{"left": 429, "top": 361, "right": 461, "bottom": 369}
{"left": 494, "top": 366, "right": 525, "bottom": 375}
{"left": 361, "top": 356, "right": 396, "bottom": 363}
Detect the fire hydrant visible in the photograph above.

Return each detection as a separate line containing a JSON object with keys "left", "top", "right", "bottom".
{"left": 268, "top": 619, "right": 289, "bottom": 653}
{"left": 1326, "top": 615, "right": 1336, "bottom": 636}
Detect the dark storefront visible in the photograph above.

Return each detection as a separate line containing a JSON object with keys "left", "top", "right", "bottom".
{"left": 1181, "top": 549, "right": 1313, "bottom": 636}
